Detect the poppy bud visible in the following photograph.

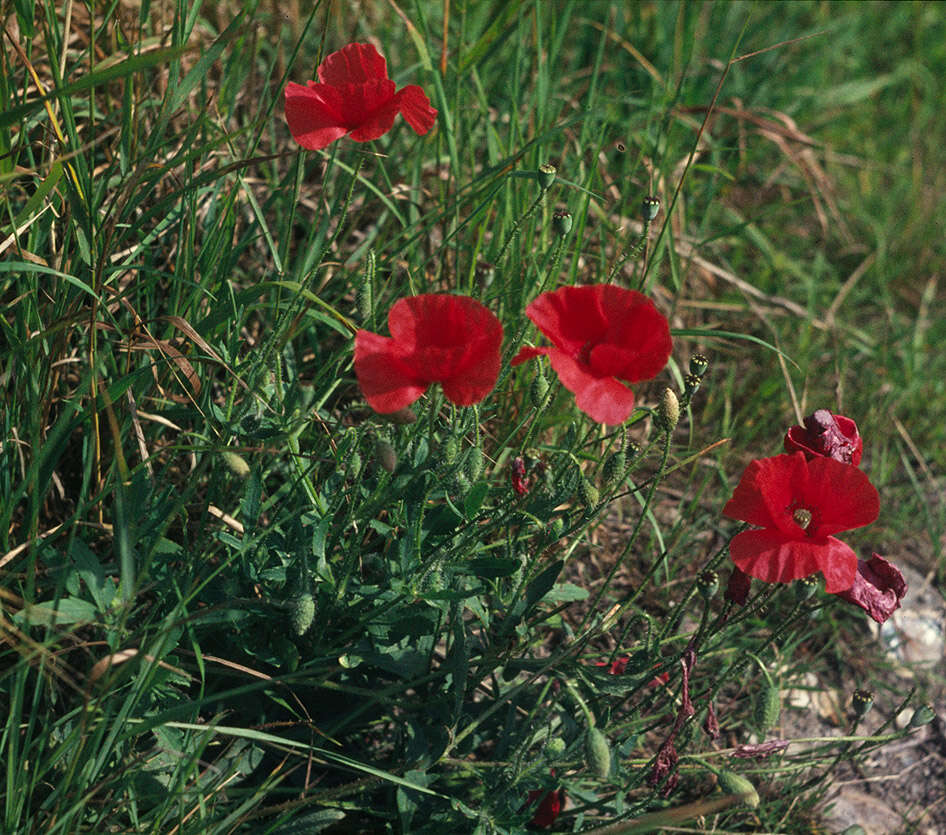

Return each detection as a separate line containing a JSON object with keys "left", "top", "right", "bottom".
{"left": 852, "top": 689, "right": 873, "bottom": 719}
{"left": 443, "top": 436, "right": 459, "bottom": 465}
{"left": 552, "top": 208, "right": 572, "bottom": 237}
{"left": 377, "top": 440, "right": 397, "bottom": 473}
{"left": 715, "top": 769, "right": 760, "bottom": 808}
{"left": 290, "top": 593, "right": 315, "bottom": 636}
{"left": 908, "top": 704, "right": 935, "bottom": 728}
{"left": 222, "top": 451, "right": 250, "bottom": 478}
{"left": 452, "top": 471, "right": 471, "bottom": 494}
{"left": 550, "top": 517, "right": 565, "bottom": 538}
{"left": 348, "top": 449, "right": 363, "bottom": 479}
{"left": 697, "top": 569, "right": 719, "bottom": 600}
{"left": 578, "top": 477, "right": 599, "bottom": 511}
{"left": 545, "top": 737, "right": 567, "bottom": 758}
{"left": 358, "top": 250, "right": 375, "bottom": 322}
{"left": 602, "top": 451, "right": 626, "bottom": 486}
{"left": 584, "top": 726, "right": 611, "bottom": 778}
{"left": 689, "top": 353, "right": 709, "bottom": 377}
{"left": 658, "top": 388, "right": 679, "bottom": 432}
{"left": 537, "top": 162, "right": 557, "bottom": 190}
{"left": 755, "top": 676, "right": 781, "bottom": 731}
{"left": 531, "top": 371, "right": 550, "bottom": 408}
{"left": 386, "top": 407, "right": 417, "bottom": 425}
{"left": 464, "top": 446, "right": 484, "bottom": 481}
{"left": 642, "top": 195, "right": 660, "bottom": 222}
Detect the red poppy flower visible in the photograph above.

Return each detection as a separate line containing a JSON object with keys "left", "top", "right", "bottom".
{"left": 511, "top": 285, "right": 672, "bottom": 425}
{"left": 835, "top": 553, "right": 907, "bottom": 624}
{"left": 722, "top": 453, "right": 880, "bottom": 593}
{"left": 354, "top": 294, "right": 502, "bottom": 413}
{"left": 284, "top": 42, "right": 437, "bottom": 150}
{"left": 524, "top": 788, "right": 562, "bottom": 829}
{"left": 784, "top": 409, "right": 863, "bottom": 466}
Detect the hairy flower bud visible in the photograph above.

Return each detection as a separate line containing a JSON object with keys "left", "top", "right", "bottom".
{"left": 290, "top": 593, "right": 316, "bottom": 636}
{"left": 222, "top": 451, "right": 250, "bottom": 479}
{"left": 531, "top": 372, "right": 550, "bottom": 408}
{"left": 377, "top": 440, "right": 397, "bottom": 473}
{"left": 715, "top": 769, "right": 760, "bottom": 808}
{"left": 584, "top": 727, "right": 611, "bottom": 778}
{"left": 658, "top": 388, "right": 679, "bottom": 432}
{"left": 602, "top": 451, "right": 626, "bottom": 486}
{"left": 578, "top": 477, "right": 599, "bottom": 511}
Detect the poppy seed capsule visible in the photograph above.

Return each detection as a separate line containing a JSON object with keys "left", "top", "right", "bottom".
{"left": 538, "top": 162, "right": 557, "bottom": 190}
{"left": 697, "top": 569, "right": 719, "bottom": 600}
{"left": 684, "top": 373, "right": 702, "bottom": 398}
{"left": 348, "top": 450, "right": 363, "bottom": 479}
{"left": 852, "top": 689, "right": 874, "bottom": 718}
{"left": 584, "top": 727, "right": 611, "bottom": 778}
{"left": 642, "top": 195, "right": 660, "bottom": 222}
{"left": 552, "top": 209, "right": 572, "bottom": 237}
{"left": 792, "top": 508, "right": 812, "bottom": 530}
{"left": 658, "top": 388, "right": 679, "bottom": 431}
{"left": 689, "top": 353, "right": 709, "bottom": 377}
{"left": 795, "top": 574, "right": 819, "bottom": 601}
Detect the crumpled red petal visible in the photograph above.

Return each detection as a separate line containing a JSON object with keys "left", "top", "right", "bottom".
{"left": 284, "top": 82, "right": 350, "bottom": 150}
{"left": 353, "top": 330, "right": 427, "bottom": 413}
{"left": 835, "top": 554, "right": 907, "bottom": 623}
{"left": 395, "top": 85, "right": 438, "bottom": 135}
{"left": 546, "top": 349, "right": 636, "bottom": 425}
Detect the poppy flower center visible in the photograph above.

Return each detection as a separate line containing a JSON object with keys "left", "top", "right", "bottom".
{"left": 792, "top": 507, "right": 813, "bottom": 530}
{"left": 577, "top": 341, "right": 595, "bottom": 366}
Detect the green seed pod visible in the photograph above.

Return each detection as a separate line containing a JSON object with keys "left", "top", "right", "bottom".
{"left": 222, "top": 451, "right": 250, "bottom": 479}
{"left": 537, "top": 162, "right": 557, "bottom": 190}
{"left": 715, "top": 769, "right": 759, "bottom": 808}
{"left": 689, "top": 353, "right": 709, "bottom": 378}
{"left": 290, "top": 593, "right": 316, "bottom": 636}
{"left": 602, "top": 451, "right": 627, "bottom": 486}
{"left": 530, "top": 372, "right": 550, "bottom": 408}
{"left": 852, "top": 689, "right": 873, "bottom": 719}
{"left": 795, "top": 574, "right": 819, "bottom": 601}
{"left": 684, "top": 373, "right": 702, "bottom": 399}
{"left": 545, "top": 737, "right": 567, "bottom": 759}
{"left": 908, "top": 703, "right": 936, "bottom": 728}
{"left": 658, "top": 388, "right": 680, "bottom": 432}
{"left": 578, "top": 477, "right": 599, "bottom": 511}
{"left": 697, "top": 569, "right": 719, "bottom": 601}
{"left": 443, "top": 436, "right": 459, "bottom": 465}
{"left": 584, "top": 726, "right": 611, "bottom": 778}
{"left": 550, "top": 517, "right": 565, "bottom": 538}
{"left": 377, "top": 440, "right": 397, "bottom": 473}
{"left": 626, "top": 441, "right": 641, "bottom": 460}
{"left": 755, "top": 676, "right": 781, "bottom": 731}
{"left": 641, "top": 195, "right": 660, "bottom": 222}
{"left": 552, "top": 209, "right": 572, "bottom": 237}
{"left": 464, "top": 446, "right": 484, "bottom": 481}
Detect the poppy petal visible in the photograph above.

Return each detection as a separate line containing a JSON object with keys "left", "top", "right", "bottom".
{"left": 547, "top": 349, "right": 636, "bottom": 425}
{"left": 344, "top": 79, "right": 399, "bottom": 141}
{"left": 511, "top": 345, "right": 550, "bottom": 366}
{"left": 284, "top": 82, "right": 350, "bottom": 150}
{"left": 353, "top": 330, "right": 427, "bottom": 413}
{"left": 722, "top": 454, "right": 806, "bottom": 532}
{"left": 525, "top": 285, "right": 609, "bottom": 357}
{"left": 730, "top": 529, "right": 823, "bottom": 584}
{"left": 317, "top": 42, "right": 388, "bottom": 86}
{"left": 395, "top": 85, "right": 438, "bottom": 135}
{"left": 801, "top": 456, "right": 880, "bottom": 538}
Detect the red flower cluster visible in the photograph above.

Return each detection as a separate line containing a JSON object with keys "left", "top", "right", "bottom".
{"left": 354, "top": 294, "right": 502, "bottom": 413}
{"left": 285, "top": 43, "right": 437, "bottom": 150}
{"left": 725, "top": 411, "right": 906, "bottom": 622}
{"left": 512, "top": 285, "right": 672, "bottom": 425}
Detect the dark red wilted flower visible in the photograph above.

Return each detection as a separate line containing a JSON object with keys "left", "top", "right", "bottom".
{"left": 835, "top": 553, "right": 907, "bottom": 624}
{"left": 285, "top": 42, "right": 437, "bottom": 150}
{"left": 512, "top": 285, "right": 672, "bottom": 425}
{"left": 511, "top": 456, "right": 531, "bottom": 496}
{"left": 732, "top": 739, "right": 790, "bottom": 759}
{"left": 524, "top": 788, "right": 562, "bottom": 829}
{"left": 785, "top": 409, "right": 863, "bottom": 466}
{"left": 354, "top": 294, "right": 502, "bottom": 413}
{"left": 723, "top": 453, "right": 880, "bottom": 594}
